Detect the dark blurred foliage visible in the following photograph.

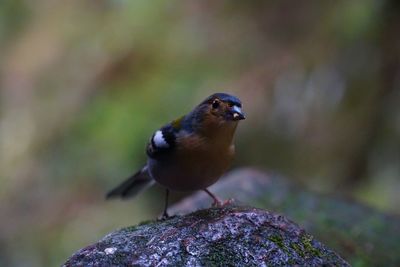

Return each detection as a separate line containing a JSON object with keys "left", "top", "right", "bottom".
{"left": 0, "top": 0, "right": 399, "bottom": 266}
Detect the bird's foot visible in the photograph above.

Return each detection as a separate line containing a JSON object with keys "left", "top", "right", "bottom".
{"left": 212, "top": 198, "right": 235, "bottom": 207}
{"left": 158, "top": 212, "right": 170, "bottom": 221}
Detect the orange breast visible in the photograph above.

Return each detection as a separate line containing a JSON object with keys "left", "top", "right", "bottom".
{"left": 149, "top": 120, "right": 238, "bottom": 191}
{"left": 148, "top": 135, "right": 235, "bottom": 191}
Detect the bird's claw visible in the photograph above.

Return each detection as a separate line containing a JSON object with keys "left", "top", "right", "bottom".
{"left": 158, "top": 212, "right": 170, "bottom": 221}
{"left": 212, "top": 198, "right": 235, "bottom": 207}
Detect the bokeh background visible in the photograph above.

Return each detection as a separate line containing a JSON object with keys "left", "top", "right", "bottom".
{"left": 1, "top": 0, "right": 399, "bottom": 266}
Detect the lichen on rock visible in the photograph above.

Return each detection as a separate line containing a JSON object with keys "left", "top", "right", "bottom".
{"left": 63, "top": 205, "right": 349, "bottom": 266}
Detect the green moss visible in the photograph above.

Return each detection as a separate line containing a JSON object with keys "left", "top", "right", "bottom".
{"left": 287, "top": 258, "right": 296, "bottom": 265}
{"left": 192, "top": 207, "right": 223, "bottom": 220}
{"left": 290, "top": 243, "right": 305, "bottom": 257}
{"left": 202, "top": 240, "right": 243, "bottom": 266}
{"left": 301, "top": 235, "right": 322, "bottom": 257}
{"left": 124, "top": 225, "right": 138, "bottom": 232}
{"left": 269, "top": 234, "right": 284, "bottom": 249}
{"left": 124, "top": 219, "right": 158, "bottom": 232}
{"left": 138, "top": 219, "right": 157, "bottom": 227}
{"left": 268, "top": 233, "right": 291, "bottom": 254}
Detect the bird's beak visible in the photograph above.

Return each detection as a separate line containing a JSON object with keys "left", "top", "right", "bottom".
{"left": 231, "top": 105, "right": 245, "bottom": 121}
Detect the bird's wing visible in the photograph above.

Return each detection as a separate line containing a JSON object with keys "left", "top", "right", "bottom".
{"left": 106, "top": 165, "right": 155, "bottom": 199}
{"left": 146, "top": 117, "right": 184, "bottom": 159}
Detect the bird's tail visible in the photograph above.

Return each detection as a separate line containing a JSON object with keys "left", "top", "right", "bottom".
{"left": 106, "top": 166, "right": 155, "bottom": 199}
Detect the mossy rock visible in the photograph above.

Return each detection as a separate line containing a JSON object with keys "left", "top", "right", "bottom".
{"left": 172, "top": 168, "right": 400, "bottom": 266}
{"left": 63, "top": 205, "right": 349, "bottom": 266}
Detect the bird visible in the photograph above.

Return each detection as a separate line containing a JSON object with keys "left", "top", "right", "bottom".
{"left": 106, "top": 93, "right": 245, "bottom": 218}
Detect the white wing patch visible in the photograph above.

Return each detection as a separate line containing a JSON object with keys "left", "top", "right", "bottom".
{"left": 153, "top": 130, "right": 169, "bottom": 148}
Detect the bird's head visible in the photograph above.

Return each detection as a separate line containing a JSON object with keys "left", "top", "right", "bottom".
{"left": 199, "top": 93, "right": 245, "bottom": 123}
{"left": 185, "top": 93, "right": 245, "bottom": 137}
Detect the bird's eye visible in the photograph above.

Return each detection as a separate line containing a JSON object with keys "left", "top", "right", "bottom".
{"left": 212, "top": 100, "right": 220, "bottom": 109}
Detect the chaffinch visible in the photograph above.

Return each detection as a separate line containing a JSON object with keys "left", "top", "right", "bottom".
{"left": 106, "top": 93, "right": 245, "bottom": 218}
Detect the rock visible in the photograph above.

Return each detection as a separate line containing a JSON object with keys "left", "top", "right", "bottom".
{"left": 172, "top": 168, "right": 400, "bottom": 266}
{"left": 63, "top": 205, "right": 349, "bottom": 267}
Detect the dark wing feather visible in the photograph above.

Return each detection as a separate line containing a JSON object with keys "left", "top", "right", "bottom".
{"left": 106, "top": 166, "right": 154, "bottom": 199}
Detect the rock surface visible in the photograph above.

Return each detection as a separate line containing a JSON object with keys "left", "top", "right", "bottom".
{"left": 63, "top": 205, "right": 349, "bottom": 267}
{"left": 172, "top": 168, "right": 400, "bottom": 266}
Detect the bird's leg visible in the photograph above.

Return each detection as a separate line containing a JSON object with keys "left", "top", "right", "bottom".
{"left": 161, "top": 189, "right": 170, "bottom": 219}
{"left": 203, "top": 188, "right": 223, "bottom": 207}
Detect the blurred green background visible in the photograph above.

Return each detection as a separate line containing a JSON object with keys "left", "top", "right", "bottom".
{"left": 0, "top": 0, "right": 399, "bottom": 266}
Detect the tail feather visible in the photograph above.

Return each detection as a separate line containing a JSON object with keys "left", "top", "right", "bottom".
{"left": 106, "top": 166, "right": 155, "bottom": 200}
